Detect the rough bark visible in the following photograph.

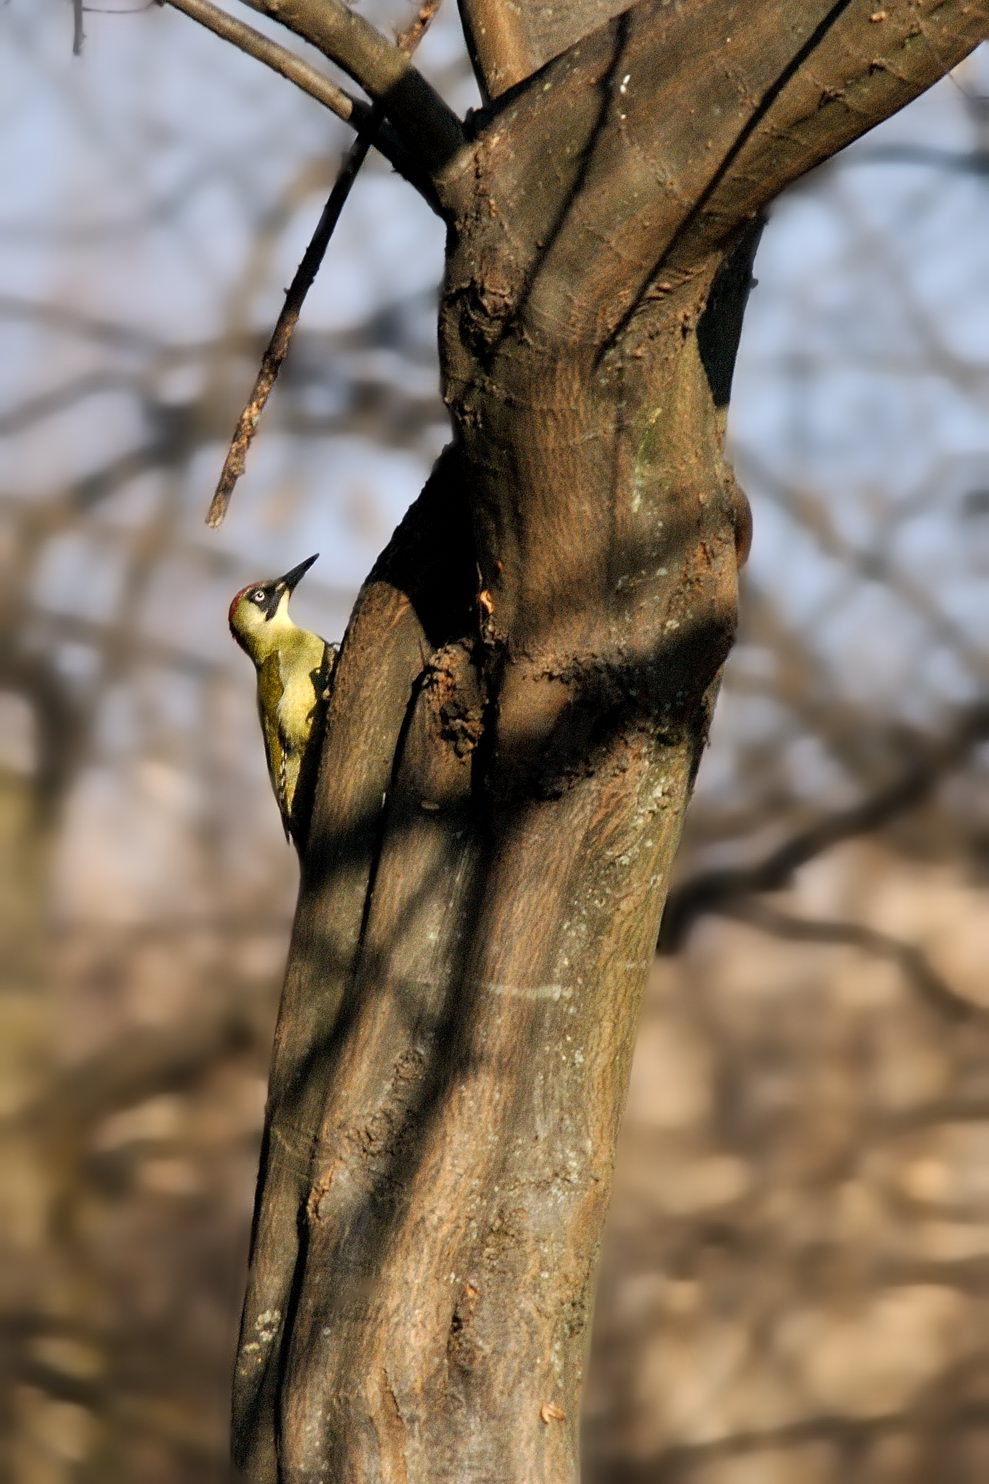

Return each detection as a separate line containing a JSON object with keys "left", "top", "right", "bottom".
{"left": 231, "top": 1, "right": 988, "bottom": 1479}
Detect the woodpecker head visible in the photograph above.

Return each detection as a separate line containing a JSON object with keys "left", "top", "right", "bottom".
{"left": 228, "top": 553, "right": 319, "bottom": 663}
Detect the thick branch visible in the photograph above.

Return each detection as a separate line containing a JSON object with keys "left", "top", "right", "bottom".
{"left": 457, "top": 0, "right": 630, "bottom": 98}
{"left": 238, "top": 0, "right": 466, "bottom": 179}
{"left": 455, "top": 0, "right": 535, "bottom": 99}
{"left": 468, "top": 0, "right": 988, "bottom": 343}
{"left": 161, "top": 0, "right": 431, "bottom": 187}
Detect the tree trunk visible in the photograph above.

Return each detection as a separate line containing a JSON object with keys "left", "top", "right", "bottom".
{"left": 230, "top": 1, "right": 988, "bottom": 1478}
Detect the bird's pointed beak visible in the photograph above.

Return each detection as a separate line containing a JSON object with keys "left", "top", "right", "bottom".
{"left": 278, "top": 553, "right": 319, "bottom": 592}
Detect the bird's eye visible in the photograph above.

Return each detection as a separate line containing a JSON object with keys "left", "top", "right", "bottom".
{"left": 252, "top": 589, "right": 266, "bottom": 604}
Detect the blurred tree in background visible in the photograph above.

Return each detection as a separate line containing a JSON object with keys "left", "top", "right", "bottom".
{"left": 1, "top": 2, "right": 987, "bottom": 1480}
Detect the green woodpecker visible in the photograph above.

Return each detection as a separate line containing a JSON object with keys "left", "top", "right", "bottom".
{"left": 228, "top": 552, "right": 336, "bottom": 845}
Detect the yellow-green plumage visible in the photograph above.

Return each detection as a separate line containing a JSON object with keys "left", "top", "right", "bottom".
{"left": 228, "top": 554, "right": 335, "bottom": 844}
{"left": 256, "top": 632, "right": 332, "bottom": 834}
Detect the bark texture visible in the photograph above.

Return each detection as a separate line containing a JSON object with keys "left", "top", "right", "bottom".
{"left": 231, "top": 1, "right": 988, "bottom": 1479}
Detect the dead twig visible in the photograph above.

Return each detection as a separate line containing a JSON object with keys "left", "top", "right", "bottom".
{"left": 206, "top": 1, "right": 444, "bottom": 529}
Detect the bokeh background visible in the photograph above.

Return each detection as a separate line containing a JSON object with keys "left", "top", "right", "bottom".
{"left": 2, "top": 3, "right": 987, "bottom": 1480}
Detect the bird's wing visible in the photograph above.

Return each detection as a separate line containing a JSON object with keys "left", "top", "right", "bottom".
{"left": 313, "top": 639, "right": 339, "bottom": 708}
{"left": 257, "top": 651, "right": 292, "bottom": 839}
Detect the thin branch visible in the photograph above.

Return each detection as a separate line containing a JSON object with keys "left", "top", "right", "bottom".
{"left": 237, "top": 0, "right": 465, "bottom": 175}
{"left": 160, "top": 0, "right": 368, "bottom": 127}
{"left": 206, "top": 0, "right": 444, "bottom": 528}
{"left": 456, "top": 0, "right": 534, "bottom": 101}
{"left": 660, "top": 702, "right": 989, "bottom": 952}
